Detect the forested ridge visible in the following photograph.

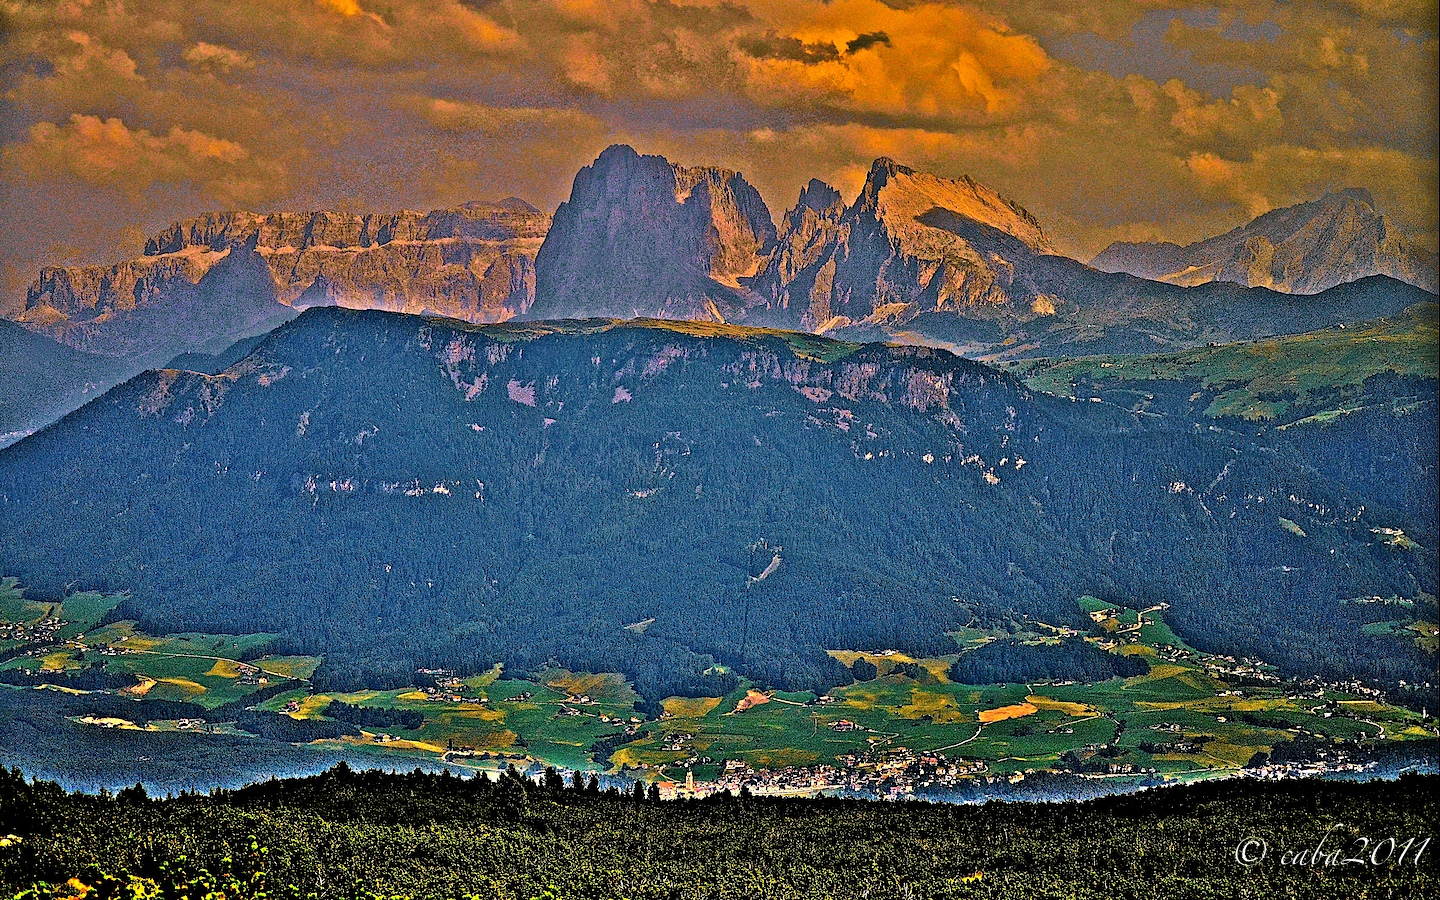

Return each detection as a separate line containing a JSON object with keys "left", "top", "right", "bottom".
{"left": 0, "top": 308, "right": 1432, "bottom": 702}
{"left": 1, "top": 765, "right": 1436, "bottom": 899}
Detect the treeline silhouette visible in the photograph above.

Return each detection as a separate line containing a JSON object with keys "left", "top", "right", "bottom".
{"left": 326, "top": 699, "right": 423, "bottom": 730}
{"left": 1, "top": 764, "right": 1436, "bottom": 899}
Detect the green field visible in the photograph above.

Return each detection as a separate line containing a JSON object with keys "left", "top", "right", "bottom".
{"left": 0, "top": 584, "right": 316, "bottom": 710}
{"left": 2, "top": 576, "right": 1434, "bottom": 793}
{"left": 1009, "top": 301, "right": 1438, "bottom": 420}
{"left": 267, "top": 593, "right": 1432, "bottom": 788}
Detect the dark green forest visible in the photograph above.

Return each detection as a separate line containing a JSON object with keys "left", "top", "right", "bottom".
{"left": 0, "top": 309, "right": 1433, "bottom": 703}
{"left": 946, "top": 637, "right": 1150, "bottom": 684}
{"left": 2, "top": 765, "right": 1436, "bottom": 899}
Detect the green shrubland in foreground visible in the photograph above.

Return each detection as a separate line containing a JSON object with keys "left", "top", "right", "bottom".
{"left": 2, "top": 764, "right": 1435, "bottom": 899}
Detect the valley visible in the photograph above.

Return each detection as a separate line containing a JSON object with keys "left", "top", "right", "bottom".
{"left": 0, "top": 305, "right": 1434, "bottom": 801}
{"left": 3, "top": 576, "right": 1432, "bottom": 798}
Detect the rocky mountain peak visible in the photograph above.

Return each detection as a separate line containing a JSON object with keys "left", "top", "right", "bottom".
{"left": 531, "top": 145, "right": 777, "bottom": 321}
{"left": 142, "top": 200, "right": 549, "bottom": 257}
{"left": 1335, "top": 187, "right": 1376, "bottom": 208}
{"left": 1092, "top": 189, "right": 1437, "bottom": 294}
{"left": 868, "top": 156, "right": 911, "bottom": 178}
{"left": 796, "top": 179, "right": 843, "bottom": 214}
{"left": 751, "top": 159, "right": 1056, "bottom": 332}
{"left": 477, "top": 197, "right": 541, "bottom": 212}
{"left": 26, "top": 199, "right": 552, "bottom": 359}
{"left": 859, "top": 160, "right": 1051, "bottom": 255}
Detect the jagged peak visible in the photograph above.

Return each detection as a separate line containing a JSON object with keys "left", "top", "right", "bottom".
{"left": 1332, "top": 187, "right": 1376, "bottom": 209}
{"left": 868, "top": 157, "right": 914, "bottom": 180}
{"left": 582, "top": 144, "right": 753, "bottom": 207}
{"left": 853, "top": 158, "right": 1049, "bottom": 252}
{"left": 141, "top": 199, "right": 549, "bottom": 256}
{"left": 1091, "top": 187, "right": 1435, "bottom": 293}
{"left": 465, "top": 197, "right": 541, "bottom": 213}
{"left": 593, "top": 143, "right": 642, "bottom": 166}
{"left": 796, "top": 179, "right": 843, "bottom": 213}
{"left": 589, "top": 143, "right": 739, "bottom": 179}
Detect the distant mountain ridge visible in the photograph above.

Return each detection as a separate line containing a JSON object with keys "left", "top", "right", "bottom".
{"left": 19, "top": 199, "right": 550, "bottom": 359}
{"left": 15, "top": 152, "right": 1432, "bottom": 366}
{"left": 736, "top": 163, "right": 1429, "bottom": 360}
{"left": 1092, "top": 189, "right": 1438, "bottom": 294}
{"left": 0, "top": 319, "right": 131, "bottom": 448}
{"left": 7, "top": 151, "right": 1434, "bottom": 441}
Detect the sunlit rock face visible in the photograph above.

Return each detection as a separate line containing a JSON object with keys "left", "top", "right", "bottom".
{"left": 751, "top": 158, "right": 1058, "bottom": 333}
{"left": 19, "top": 199, "right": 551, "bottom": 359}
{"left": 750, "top": 166, "right": 1430, "bottom": 358}
{"left": 531, "top": 144, "right": 778, "bottom": 323}
{"left": 1092, "top": 189, "right": 1438, "bottom": 295}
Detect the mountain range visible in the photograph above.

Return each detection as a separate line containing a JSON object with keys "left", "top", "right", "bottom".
{"left": 1, "top": 148, "right": 1435, "bottom": 518}
{"left": 1092, "top": 189, "right": 1437, "bottom": 294}
{"left": 0, "top": 307, "right": 1432, "bottom": 700}
{"left": 18, "top": 199, "right": 549, "bottom": 359}
{"left": 14, "top": 150, "right": 1435, "bottom": 371}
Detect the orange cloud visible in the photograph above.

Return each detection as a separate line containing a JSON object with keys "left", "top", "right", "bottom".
{"left": 4, "top": 114, "right": 281, "bottom": 205}
{"left": 737, "top": 0, "right": 1051, "bottom": 120}
{"left": 315, "top": 0, "right": 384, "bottom": 26}
{"left": 182, "top": 41, "right": 255, "bottom": 73}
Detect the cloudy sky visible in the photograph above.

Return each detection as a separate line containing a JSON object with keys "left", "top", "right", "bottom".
{"left": 0, "top": 0, "right": 1435, "bottom": 313}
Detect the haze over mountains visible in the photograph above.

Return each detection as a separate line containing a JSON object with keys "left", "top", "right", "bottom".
{"left": 0, "top": 308, "right": 1432, "bottom": 700}
{"left": 0, "top": 319, "right": 127, "bottom": 445}
{"left": 1092, "top": 189, "right": 1438, "bottom": 295}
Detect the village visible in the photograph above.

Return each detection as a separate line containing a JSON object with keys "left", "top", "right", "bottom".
{"left": 0, "top": 611, "right": 64, "bottom": 647}
{"left": 623, "top": 739, "right": 1395, "bottom": 801}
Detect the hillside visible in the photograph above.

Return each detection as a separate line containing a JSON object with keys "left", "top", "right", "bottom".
{"left": 874, "top": 255, "right": 1431, "bottom": 361}
{"left": 0, "top": 308, "right": 1432, "bottom": 700}
{"left": 2, "top": 766, "right": 1436, "bottom": 899}
{"left": 1009, "top": 302, "right": 1439, "bottom": 530}
{"left": 1014, "top": 302, "right": 1439, "bottom": 416}
{"left": 0, "top": 319, "right": 132, "bottom": 448}
{"left": 1092, "top": 189, "right": 1438, "bottom": 294}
